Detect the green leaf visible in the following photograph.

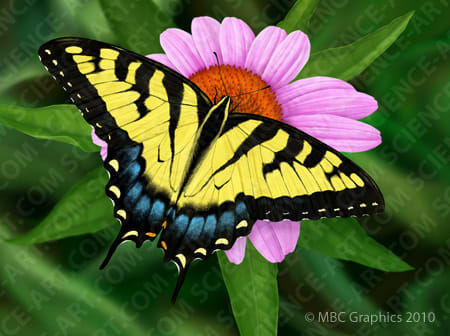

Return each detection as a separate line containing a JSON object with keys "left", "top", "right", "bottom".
{"left": 299, "top": 11, "right": 414, "bottom": 80}
{"left": 9, "top": 167, "right": 114, "bottom": 245}
{"left": 399, "top": 270, "right": 450, "bottom": 333}
{"left": 0, "top": 64, "right": 43, "bottom": 101}
{"left": 0, "top": 226, "right": 148, "bottom": 336}
{"left": 99, "top": 0, "right": 174, "bottom": 54}
{"left": 217, "top": 242, "right": 278, "bottom": 336}
{"left": 299, "top": 217, "right": 413, "bottom": 272}
{"left": 292, "top": 249, "right": 378, "bottom": 313}
{"left": 277, "top": 0, "right": 319, "bottom": 33}
{"left": 0, "top": 104, "right": 99, "bottom": 152}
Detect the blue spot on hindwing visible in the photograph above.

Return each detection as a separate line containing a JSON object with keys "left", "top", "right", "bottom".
{"left": 235, "top": 202, "right": 249, "bottom": 220}
{"left": 185, "top": 217, "right": 204, "bottom": 240}
{"left": 117, "top": 146, "right": 140, "bottom": 162}
{"left": 134, "top": 194, "right": 151, "bottom": 222}
{"left": 123, "top": 183, "right": 143, "bottom": 207}
{"left": 167, "top": 207, "right": 175, "bottom": 220}
{"left": 118, "top": 161, "right": 141, "bottom": 185}
{"left": 217, "top": 211, "right": 234, "bottom": 237}
{"left": 149, "top": 200, "right": 165, "bottom": 224}
{"left": 219, "top": 211, "right": 234, "bottom": 226}
{"left": 202, "top": 215, "right": 217, "bottom": 237}
{"left": 171, "top": 215, "right": 189, "bottom": 238}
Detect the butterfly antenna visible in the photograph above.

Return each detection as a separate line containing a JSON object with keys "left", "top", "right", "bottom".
{"left": 213, "top": 52, "right": 229, "bottom": 96}
{"left": 230, "top": 99, "right": 242, "bottom": 113}
{"left": 230, "top": 85, "right": 271, "bottom": 99}
{"left": 171, "top": 263, "right": 190, "bottom": 304}
{"left": 213, "top": 86, "right": 219, "bottom": 104}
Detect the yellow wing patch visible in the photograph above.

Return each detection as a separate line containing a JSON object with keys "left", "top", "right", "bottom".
{"left": 178, "top": 121, "right": 367, "bottom": 209}
{"left": 59, "top": 44, "right": 206, "bottom": 201}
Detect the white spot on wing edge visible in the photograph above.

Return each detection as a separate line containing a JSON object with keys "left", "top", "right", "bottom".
{"left": 194, "top": 248, "right": 207, "bottom": 256}
{"left": 121, "top": 230, "right": 138, "bottom": 239}
{"left": 109, "top": 185, "right": 121, "bottom": 198}
{"left": 236, "top": 220, "right": 248, "bottom": 229}
{"left": 109, "top": 159, "right": 119, "bottom": 172}
{"left": 176, "top": 254, "right": 186, "bottom": 268}
{"left": 215, "top": 238, "right": 229, "bottom": 245}
{"left": 116, "top": 209, "right": 127, "bottom": 219}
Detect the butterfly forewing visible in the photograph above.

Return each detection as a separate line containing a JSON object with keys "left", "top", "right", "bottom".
{"left": 38, "top": 38, "right": 212, "bottom": 261}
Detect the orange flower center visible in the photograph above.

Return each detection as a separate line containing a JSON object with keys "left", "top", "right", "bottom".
{"left": 189, "top": 65, "right": 282, "bottom": 121}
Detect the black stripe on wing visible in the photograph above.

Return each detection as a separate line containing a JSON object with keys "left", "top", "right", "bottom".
{"left": 220, "top": 113, "right": 385, "bottom": 221}
{"left": 38, "top": 37, "right": 212, "bottom": 145}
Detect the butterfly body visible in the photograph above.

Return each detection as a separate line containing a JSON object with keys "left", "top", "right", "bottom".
{"left": 39, "top": 38, "right": 384, "bottom": 302}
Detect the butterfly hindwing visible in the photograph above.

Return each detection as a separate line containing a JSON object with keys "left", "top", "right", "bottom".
{"left": 38, "top": 38, "right": 213, "bottom": 262}
{"left": 166, "top": 113, "right": 384, "bottom": 271}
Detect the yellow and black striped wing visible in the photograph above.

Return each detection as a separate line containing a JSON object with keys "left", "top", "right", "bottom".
{"left": 38, "top": 38, "right": 212, "bottom": 258}
{"left": 179, "top": 114, "right": 384, "bottom": 219}
{"left": 164, "top": 113, "right": 384, "bottom": 268}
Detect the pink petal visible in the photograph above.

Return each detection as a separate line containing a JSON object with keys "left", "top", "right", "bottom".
{"left": 284, "top": 114, "right": 382, "bottom": 152}
{"left": 192, "top": 16, "right": 223, "bottom": 69}
{"left": 224, "top": 236, "right": 247, "bottom": 264}
{"left": 160, "top": 28, "right": 204, "bottom": 77}
{"left": 245, "top": 26, "right": 286, "bottom": 77}
{"left": 282, "top": 88, "right": 378, "bottom": 120}
{"left": 248, "top": 220, "right": 300, "bottom": 263}
{"left": 91, "top": 129, "right": 107, "bottom": 160}
{"left": 219, "top": 17, "right": 255, "bottom": 68}
{"left": 100, "top": 146, "right": 108, "bottom": 161}
{"left": 262, "top": 30, "right": 310, "bottom": 89}
{"left": 273, "top": 220, "right": 301, "bottom": 255}
{"left": 277, "top": 76, "right": 355, "bottom": 106}
{"left": 146, "top": 53, "right": 177, "bottom": 71}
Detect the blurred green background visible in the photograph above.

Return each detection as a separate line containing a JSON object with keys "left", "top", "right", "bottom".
{"left": 0, "top": 0, "right": 449, "bottom": 335}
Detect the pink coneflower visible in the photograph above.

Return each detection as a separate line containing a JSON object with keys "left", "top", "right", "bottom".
{"left": 92, "top": 16, "right": 381, "bottom": 264}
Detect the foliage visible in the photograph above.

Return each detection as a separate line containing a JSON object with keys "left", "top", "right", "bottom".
{"left": 0, "top": 0, "right": 447, "bottom": 335}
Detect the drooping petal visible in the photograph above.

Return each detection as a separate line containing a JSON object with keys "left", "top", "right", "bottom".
{"left": 100, "top": 146, "right": 108, "bottom": 161}
{"left": 224, "top": 236, "right": 247, "bottom": 264}
{"left": 248, "top": 220, "right": 300, "bottom": 263}
{"left": 91, "top": 129, "right": 107, "bottom": 160}
{"left": 160, "top": 28, "right": 204, "bottom": 77}
{"left": 262, "top": 30, "right": 310, "bottom": 89}
{"left": 273, "top": 220, "right": 301, "bottom": 255}
{"left": 282, "top": 88, "right": 378, "bottom": 120}
{"left": 277, "top": 76, "right": 355, "bottom": 107}
{"left": 245, "top": 26, "right": 286, "bottom": 77}
{"left": 146, "top": 53, "right": 177, "bottom": 71}
{"left": 284, "top": 114, "right": 382, "bottom": 152}
{"left": 219, "top": 17, "right": 255, "bottom": 68}
{"left": 192, "top": 16, "right": 223, "bottom": 69}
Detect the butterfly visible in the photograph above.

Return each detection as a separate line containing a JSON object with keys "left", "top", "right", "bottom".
{"left": 39, "top": 37, "right": 384, "bottom": 302}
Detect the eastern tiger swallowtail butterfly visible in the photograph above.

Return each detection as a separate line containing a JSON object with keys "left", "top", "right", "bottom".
{"left": 38, "top": 37, "right": 384, "bottom": 302}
